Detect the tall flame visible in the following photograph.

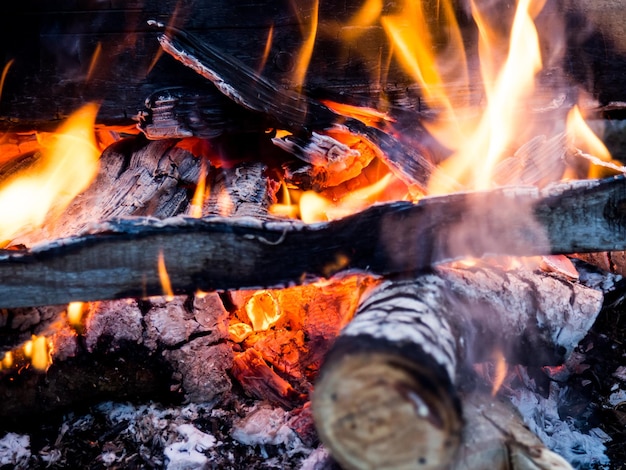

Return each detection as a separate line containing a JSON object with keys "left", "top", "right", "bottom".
{"left": 428, "top": 0, "right": 546, "bottom": 193}
{"left": 0, "top": 103, "right": 100, "bottom": 244}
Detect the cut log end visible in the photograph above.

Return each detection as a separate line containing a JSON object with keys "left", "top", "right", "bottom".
{"left": 313, "top": 348, "right": 463, "bottom": 470}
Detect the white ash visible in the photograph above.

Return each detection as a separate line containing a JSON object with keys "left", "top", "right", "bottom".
{"left": 164, "top": 423, "right": 216, "bottom": 470}
{"left": 21, "top": 400, "right": 320, "bottom": 469}
{"left": 506, "top": 370, "right": 611, "bottom": 468}
{"left": 0, "top": 432, "right": 30, "bottom": 468}
{"left": 232, "top": 403, "right": 309, "bottom": 458}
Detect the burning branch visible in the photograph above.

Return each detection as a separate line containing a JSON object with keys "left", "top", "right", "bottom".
{"left": 0, "top": 176, "right": 622, "bottom": 309}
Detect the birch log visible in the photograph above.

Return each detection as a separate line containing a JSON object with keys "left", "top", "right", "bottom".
{"left": 312, "top": 266, "right": 603, "bottom": 470}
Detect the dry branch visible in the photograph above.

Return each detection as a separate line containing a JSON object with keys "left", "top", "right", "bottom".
{"left": 312, "top": 266, "right": 602, "bottom": 469}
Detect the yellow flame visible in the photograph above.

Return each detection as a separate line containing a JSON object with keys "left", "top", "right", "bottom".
{"left": 67, "top": 301, "right": 85, "bottom": 327}
{"left": 566, "top": 105, "right": 617, "bottom": 178}
{"left": 245, "top": 290, "right": 282, "bottom": 331}
{"left": 189, "top": 158, "right": 208, "bottom": 218}
{"left": 381, "top": 0, "right": 467, "bottom": 116}
{"left": 86, "top": 42, "right": 102, "bottom": 82}
{"left": 23, "top": 335, "right": 52, "bottom": 371}
{"left": 342, "top": 0, "right": 383, "bottom": 42}
{"left": 430, "top": 0, "right": 545, "bottom": 193}
{"left": 299, "top": 172, "right": 395, "bottom": 223}
{"left": 1, "top": 351, "right": 12, "bottom": 369}
{"left": 292, "top": 0, "right": 319, "bottom": 91}
{"left": 158, "top": 251, "right": 175, "bottom": 301}
{"left": 491, "top": 349, "right": 508, "bottom": 396}
{"left": 0, "top": 103, "right": 100, "bottom": 244}
{"left": 0, "top": 59, "right": 14, "bottom": 103}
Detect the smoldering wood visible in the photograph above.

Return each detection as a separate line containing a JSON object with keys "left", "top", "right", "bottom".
{"left": 10, "top": 138, "right": 201, "bottom": 247}
{"left": 0, "top": 176, "right": 622, "bottom": 309}
{"left": 3, "top": 1, "right": 626, "bottom": 129}
{"left": 311, "top": 266, "right": 602, "bottom": 469}
{"left": 0, "top": 292, "right": 234, "bottom": 421}
{"left": 156, "top": 25, "right": 437, "bottom": 192}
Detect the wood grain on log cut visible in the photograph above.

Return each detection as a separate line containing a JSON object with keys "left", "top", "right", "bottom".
{"left": 312, "top": 277, "right": 462, "bottom": 470}
{"left": 0, "top": 176, "right": 622, "bottom": 309}
{"left": 312, "top": 266, "right": 602, "bottom": 469}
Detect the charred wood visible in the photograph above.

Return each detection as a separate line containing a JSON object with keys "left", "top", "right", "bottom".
{"left": 0, "top": 176, "right": 622, "bottom": 309}
{"left": 312, "top": 266, "right": 602, "bottom": 469}
{"left": 155, "top": 24, "right": 437, "bottom": 192}
{"left": 2, "top": 1, "right": 626, "bottom": 128}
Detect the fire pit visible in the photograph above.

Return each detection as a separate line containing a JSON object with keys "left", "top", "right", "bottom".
{"left": 0, "top": 0, "right": 625, "bottom": 468}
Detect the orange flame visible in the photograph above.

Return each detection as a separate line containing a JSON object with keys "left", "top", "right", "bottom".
{"left": 23, "top": 335, "right": 52, "bottom": 371}
{"left": 189, "top": 158, "right": 208, "bottom": 218}
{"left": 292, "top": 0, "right": 319, "bottom": 91}
{"left": 566, "top": 105, "right": 621, "bottom": 178}
{"left": 158, "top": 251, "right": 175, "bottom": 301}
{"left": 0, "top": 59, "right": 14, "bottom": 103}
{"left": 0, "top": 103, "right": 100, "bottom": 244}
{"left": 86, "top": 42, "right": 102, "bottom": 83}
{"left": 428, "top": 0, "right": 546, "bottom": 193}
{"left": 258, "top": 25, "right": 275, "bottom": 73}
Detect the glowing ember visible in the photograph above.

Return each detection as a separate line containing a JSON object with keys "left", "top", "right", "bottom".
{"left": 0, "top": 103, "right": 100, "bottom": 245}
{"left": 158, "top": 251, "right": 175, "bottom": 301}
{"left": 228, "top": 322, "right": 254, "bottom": 343}
{"left": 245, "top": 290, "right": 282, "bottom": 332}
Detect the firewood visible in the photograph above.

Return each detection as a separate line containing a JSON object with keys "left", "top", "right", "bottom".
{"left": 203, "top": 162, "right": 279, "bottom": 218}
{"left": 0, "top": 176, "right": 621, "bottom": 309}
{"left": 11, "top": 138, "right": 202, "bottom": 247}
{"left": 155, "top": 24, "right": 437, "bottom": 192}
{"left": 311, "top": 266, "right": 602, "bottom": 469}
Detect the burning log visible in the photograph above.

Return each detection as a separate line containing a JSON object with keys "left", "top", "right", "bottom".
{"left": 312, "top": 265, "right": 603, "bottom": 469}
{"left": 0, "top": 176, "right": 621, "bottom": 309}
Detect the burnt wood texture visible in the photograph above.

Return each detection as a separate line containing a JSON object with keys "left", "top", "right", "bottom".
{"left": 1, "top": 0, "right": 626, "bottom": 129}
{"left": 0, "top": 175, "right": 622, "bottom": 309}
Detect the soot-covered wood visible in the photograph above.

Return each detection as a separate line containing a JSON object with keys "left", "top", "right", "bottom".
{"left": 0, "top": 176, "right": 623, "bottom": 309}
{"left": 2, "top": 0, "right": 626, "bottom": 129}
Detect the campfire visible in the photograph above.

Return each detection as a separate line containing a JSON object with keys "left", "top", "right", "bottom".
{"left": 0, "top": 0, "right": 625, "bottom": 468}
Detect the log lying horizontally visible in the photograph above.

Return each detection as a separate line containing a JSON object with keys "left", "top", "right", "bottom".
{"left": 0, "top": 176, "right": 623, "bottom": 309}
{"left": 312, "top": 265, "right": 603, "bottom": 469}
